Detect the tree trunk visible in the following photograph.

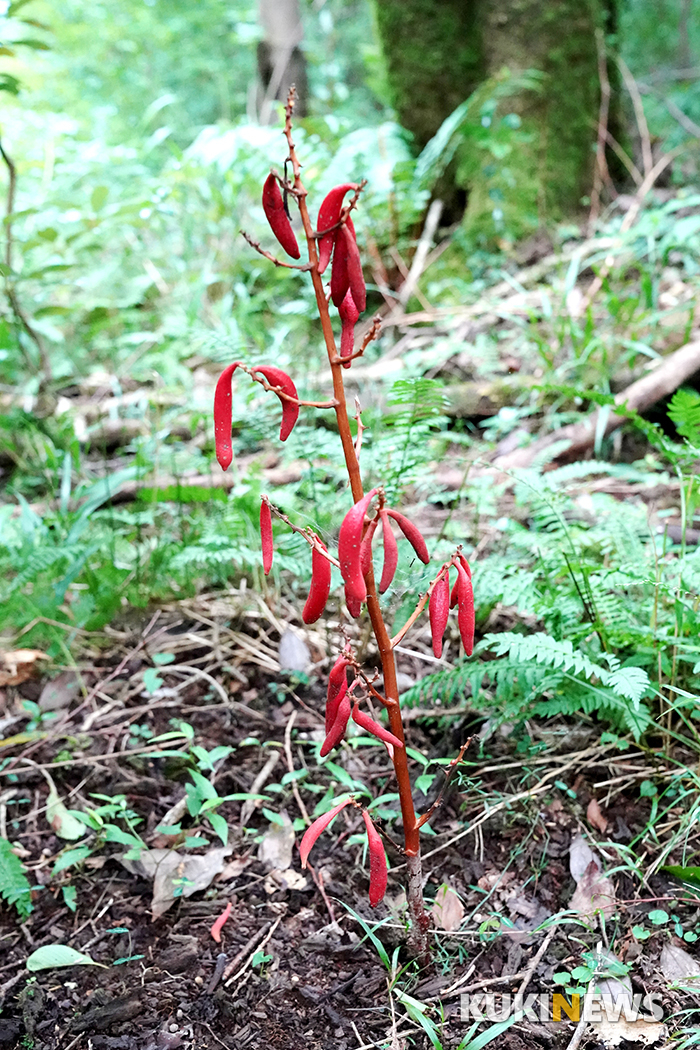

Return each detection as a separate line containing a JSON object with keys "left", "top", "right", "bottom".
{"left": 373, "top": 0, "right": 613, "bottom": 239}
{"left": 257, "top": 0, "right": 308, "bottom": 119}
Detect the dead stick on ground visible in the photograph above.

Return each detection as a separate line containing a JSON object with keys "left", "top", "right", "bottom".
{"left": 493, "top": 335, "right": 700, "bottom": 472}
{"left": 240, "top": 751, "right": 281, "bottom": 826}
{"left": 512, "top": 926, "right": 557, "bottom": 1011}
{"left": 284, "top": 709, "right": 310, "bottom": 824}
{"left": 223, "top": 915, "right": 281, "bottom": 987}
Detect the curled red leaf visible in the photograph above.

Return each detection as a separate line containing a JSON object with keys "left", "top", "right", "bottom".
{"left": 329, "top": 676, "right": 350, "bottom": 734}
{"left": 299, "top": 797, "right": 352, "bottom": 868}
{"left": 260, "top": 499, "right": 273, "bottom": 576}
{"left": 429, "top": 569, "right": 450, "bottom": 659}
{"left": 378, "top": 509, "right": 398, "bottom": 593}
{"left": 213, "top": 361, "right": 243, "bottom": 471}
{"left": 360, "top": 517, "right": 379, "bottom": 578}
{"left": 352, "top": 704, "right": 403, "bottom": 749}
{"left": 262, "top": 173, "right": 300, "bottom": 259}
{"left": 386, "top": 508, "right": 430, "bottom": 564}
{"left": 302, "top": 536, "right": 332, "bottom": 625}
{"left": 362, "top": 810, "right": 388, "bottom": 907}
{"left": 450, "top": 554, "right": 472, "bottom": 608}
{"left": 210, "top": 901, "right": 232, "bottom": 943}
{"left": 342, "top": 222, "right": 366, "bottom": 313}
{"left": 330, "top": 217, "right": 352, "bottom": 308}
{"left": 338, "top": 488, "right": 378, "bottom": 604}
{"left": 252, "top": 365, "right": 299, "bottom": 441}
{"left": 344, "top": 584, "right": 362, "bottom": 619}
{"left": 339, "top": 289, "right": 359, "bottom": 368}
{"left": 316, "top": 183, "right": 358, "bottom": 274}
{"left": 456, "top": 560, "right": 475, "bottom": 656}
{"left": 320, "top": 691, "right": 351, "bottom": 757}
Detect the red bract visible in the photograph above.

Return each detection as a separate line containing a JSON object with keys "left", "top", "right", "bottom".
{"left": 320, "top": 691, "right": 351, "bottom": 756}
{"left": 252, "top": 365, "right": 299, "bottom": 441}
{"left": 260, "top": 500, "right": 273, "bottom": 576}
{"left": 302, "top": 536, "right": 332, "bottom": 624}
{"left": 378, "top": 509, "right": 398, "bottom": 593}
{"left": 299, "top": 797, "right": 353, "bottom": 868}
{"left": 456, "top": 560, "right": 475, "bottom": 656}
{"left": 450, "top": 553, "right": 472, "bottom": 608}
{"left": 338, "top": 488, "right": 378, "bottom": 603}
{"left": 386, "top": 509, "right": 430, "bottom": 564}
{"left": 429, "top": 569, "right": 450, "bottom": 659}
{"left": 344, "top": 584, "right": 362, "bottom": 619}
{"left": 352, "top": 704, "right": 403, "bottom": 749}
{"left": 210, "top": 901, "right": 232, "bottom": 943}
{"left": 330, "top": 216, "right": 351, "bottom": 307}
{"left": 360, "top": 516, "right": 378, "bottom": 577}
{"left": 262, "top": 173, "right": 300, "bottom": 259}
{"left": 316, "top": 183, "right": 358, "bottom": 274}
{"left": 213, "top": 361, "right": 243, "bottom": 471}
{"left": 339, "top": 289, "right": 359, "bottom": 368}
{"left": 343, "top": 223, "right": 366, "bottom": 313}
{"left": 362, "top": 810, "right": 388, "bottom": 907}
{"left": 329, "top": 672, "right": 350, "bottom": 730}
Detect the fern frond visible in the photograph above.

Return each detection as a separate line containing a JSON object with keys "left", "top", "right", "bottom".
{"left": 0, "top": 838, "right": 32, "bottom": 920}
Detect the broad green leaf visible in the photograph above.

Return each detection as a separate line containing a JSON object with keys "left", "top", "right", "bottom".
{"left": 26, "top": 944, "right": 101, "bottom": 971}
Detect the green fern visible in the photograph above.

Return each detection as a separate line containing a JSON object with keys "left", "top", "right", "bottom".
{"left": 0, "top": 838, "right": 33, "bottom": 921}
{"left": 668, "top": 388, "right": 700, "bottom": 447}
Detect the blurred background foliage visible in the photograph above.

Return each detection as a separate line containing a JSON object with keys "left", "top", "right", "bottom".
{"left": 0, "top": 0, "right": 700, "bottom": 747}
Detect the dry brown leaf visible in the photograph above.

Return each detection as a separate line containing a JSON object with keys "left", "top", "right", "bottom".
{"left": 593, "top": 1016, "right": 666, "bottom": 1047}
{"left": 569, "top": 833, "right": 599, "bottom": 883}
{"left": 120, "top": 844, "right": 232, "bottom": 918}
{"left": 570, "top": 859, "right": 616, "bottom": 918}
{"left": 587, "top": 797, "right": 608, "bottom": 833}
{"left": 431, "top": 885, "right": 465, "bottom": 932}
{"left": 660, "top": 943, "right": 700, "bottom": 985}
{"left": 278, "top": 629, "right": 311, "bottom": 672}
{"left": 38, "top": 671, "right": 81, "bottom": 712}
{"left": 258, "top": 811, "right": 295, "bottom": 872}
{"left": 0, "top": 649, "right": 48, "bottom": 687}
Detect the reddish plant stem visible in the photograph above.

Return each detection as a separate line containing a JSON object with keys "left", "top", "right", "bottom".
{"left": 283, "top": 92, "right": 429, "bottom": 959}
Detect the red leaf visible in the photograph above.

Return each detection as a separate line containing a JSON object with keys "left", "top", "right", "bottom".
{"left": 299, "top": 798, "right": 352, "bottom": 868}
{"left": 213, "top": 362, "right": 243, "bottom": 471}
{"left": 386, "top": 509, "right": 430, "bottom": 564}
{"left": 429, "top": 569, "right": 450, "bottom": 659}
{"left": 302, "top": 536, "right": 332, "bottom": 624}
{"left": 320, "top": 692, "right": 351, "bottom": 756}
{"left": 362, "top": 811, "right": 388, "bottom": 907}
{"left": 252, "top": 365, "right": 299, "bottom": 441}
{"left": 316, "top": 183, "right": 358, "bottom": 274}
{"left": 342, "top": 222, "right": 366, "bottom": 313}
{"left": 378, "top": 509, "right": 398, "bottom": 593}
{"left": 210, "top": 901, "right": 232, "bottom": 943}
{"left": 260, "top": 500, "right": 273, "bottom": 576}
{"left": 338, "top": 489, "right": 378, "bottom": 603}
{"left": 262, "top": 173, "right": 300, "bottom": 259}
{"left": 456, "top": 561, "right": 475, "bottom": 656}
{"left": 351, "top": 704, "right": 403, "bottom": 749}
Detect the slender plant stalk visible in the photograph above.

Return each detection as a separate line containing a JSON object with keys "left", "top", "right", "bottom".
{"left": 282, "top": 95, "right": 430, "bottom": 957}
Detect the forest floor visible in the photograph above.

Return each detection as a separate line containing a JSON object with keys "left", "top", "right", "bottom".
{"left": 4, "top": 176, "right": 700, "bottom": 1048}
{"left": 0, "top": 578, "right": 698, "bottom": 1050}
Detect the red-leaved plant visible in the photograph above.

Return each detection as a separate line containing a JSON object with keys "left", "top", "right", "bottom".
{"left": 213, "top": 91, "right": 473, "bottom": 959}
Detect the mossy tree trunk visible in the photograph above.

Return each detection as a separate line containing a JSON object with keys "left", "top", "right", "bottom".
{"left": 373, "top": 0, "right": 613, "bottom": 240}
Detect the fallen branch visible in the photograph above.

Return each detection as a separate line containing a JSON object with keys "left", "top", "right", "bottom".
{"left": 492, "top": 335, "right": 700, "bottom": 471}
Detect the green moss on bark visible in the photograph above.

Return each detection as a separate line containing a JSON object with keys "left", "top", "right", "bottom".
{"left": 373, "top": 0, "right": 613, "bottom": 240}
{"left": 371, "top": 0, "right": 484, "bottom": 148}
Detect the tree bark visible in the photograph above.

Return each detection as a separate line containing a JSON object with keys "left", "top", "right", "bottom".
{"left": 257, "top": 0, "right": 308, "bottom": 119}
{"left": 373, "top": 0, "right": 614, "bottom": 238}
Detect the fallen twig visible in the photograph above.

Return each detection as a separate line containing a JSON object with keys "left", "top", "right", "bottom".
{"left": 492, "top": 334, "right": 700, "bottom": 471}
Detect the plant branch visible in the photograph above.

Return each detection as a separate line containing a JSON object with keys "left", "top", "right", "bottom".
{"left": 0, "top": 138, "right": 52, "bottom": 380}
